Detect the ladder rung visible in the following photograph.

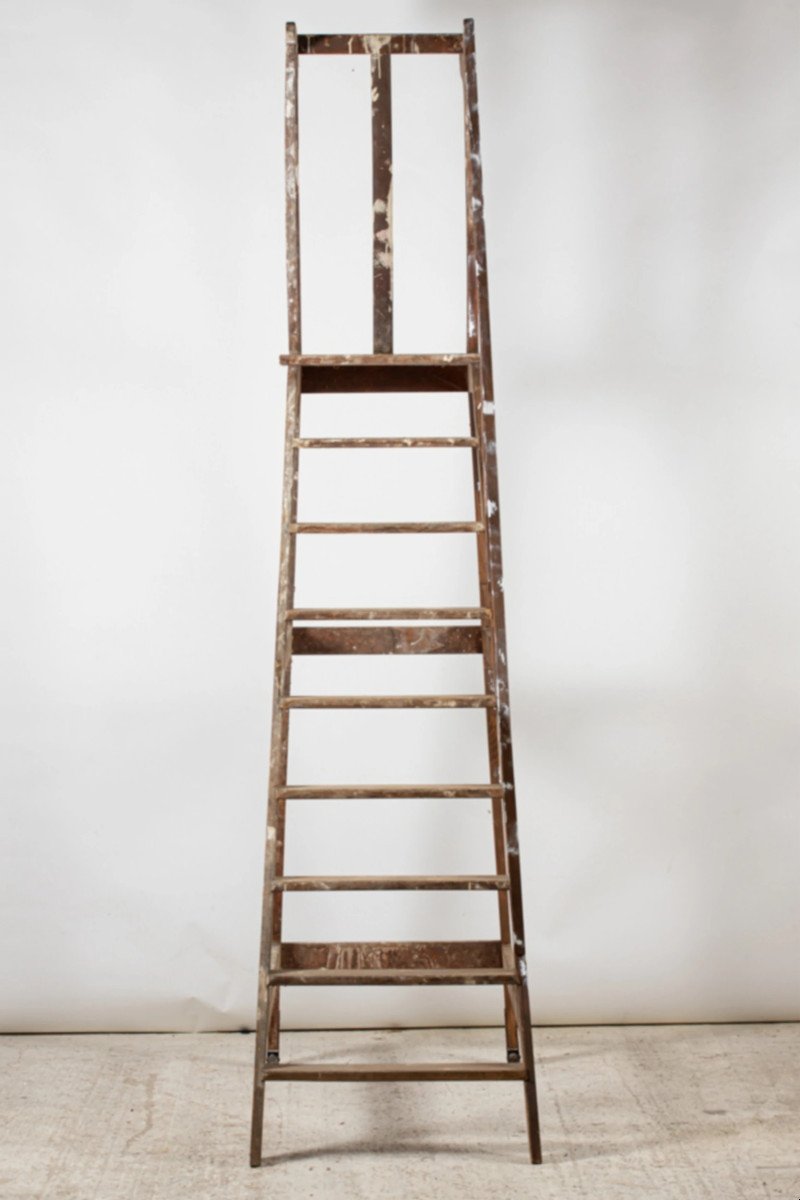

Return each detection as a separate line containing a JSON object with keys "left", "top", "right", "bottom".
{"left": 290, "top": 522, "right": 482, "bottom": 534}
{"left": 272, "top": 875, "right": 510, "bottom": 892}
{"left": 263, "top": 1061, "right": 525, "bottom": 1081}
{"left": 265, "top": 968, "right": 515, "bottom": 987}
{"left": 278, "top": 939, "right": 505, "bottom": 970}
{"left": 280, "top": 353, "right": 480, "bottom": 366}
{"left": 277, "top": 784, "right": 503, "bottom": 799}
{"left": 294, "top": 437, "right": 478, "bottom": 449}
{"left": 292, "top": 625, "right": 483, "bottom": 655}
{"left": 281, "top": 694, "right": 494, "bottom": 709}
{"left": 287, "top": 607, "right": 489, "bottom": 621}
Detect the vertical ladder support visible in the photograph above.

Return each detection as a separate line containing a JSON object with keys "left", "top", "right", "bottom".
{"left": 371, "top": 40, "right": 394, "bottom": 352}
{"left": 461, "top": 17, "right": 542, "bottom": 1163}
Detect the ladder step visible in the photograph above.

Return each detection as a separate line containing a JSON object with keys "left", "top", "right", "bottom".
{"left": 280, "top": 354, "right": 480, "bottom": 366}
{"left": 290, "top": 522, "right": 482, "bottom": 534}
{"left": 272, "top": 875, "right": 510, "bottom": 892}
{"left": 278, "top": 939, "right": 505, "bottom": 970}
{"left": 294, "top": 437, "right": 478, "bottom": 449}
{"left": 277, "top": 784, "right": 503, "bottom": 799}
{"left": 281, "top": 694, "right": 494, "bottom": 709}
{"left": 292, "top": 625, "right": 483, "bottom": 655}
{"left": 266, "top": 969, "right": 514, "bottom": 987}
{"left": 287, "top": 607, "right": 489, "bottom": 621}
{"left": 263, "top": 1062, "right": 526, "bottom": 1081}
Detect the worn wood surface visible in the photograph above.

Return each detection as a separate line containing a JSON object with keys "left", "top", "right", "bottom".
{"left": 291, "top": 625, "right": 483, "bottom": 654}
{"left": 290, "top": 521, "right": 482, "bottom": 534}
{"left": 262, "top": 1061, "right": 526, "bottom": 1081}
{"left": 371, "top": 43, "right": 393, "bottom": 352}
{"left": 272, "top": 875, "right": 510, "bottom": 892}
{"left": 278, "top": 940, "right": 504, "bottom": 970}
{"left": 287, "top": 606, "right": 488, "bottom": 621}
{"left": 294, "top": 436, "right": 478, "bottom": 448}
{"left": 298, "top": 33, "right": 464, "bottom": 55}
{"left": 281, "top": 693, "right": 494, "bottom": 709}
{"left": 277, "top": 783, "right": 503, "bottom": 799}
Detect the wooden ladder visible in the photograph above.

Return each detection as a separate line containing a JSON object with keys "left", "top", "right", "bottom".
{"left": 251, "top": 19, "right": 542, "bottom": 1165}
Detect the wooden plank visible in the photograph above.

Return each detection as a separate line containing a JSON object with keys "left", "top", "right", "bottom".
{"left": 266, "top": 968, "right": 515, "bottom": 987}
{"left": 291, "top": 625, "right": 483, "bottom": 655}
{"left": 277, "top": 784, "right": 503, "bottom": 799}
{"left": 281, "top": 353, "right": 478, "bottom": 365}
{"left": 287, "top": 607, "right": 488, "bottom": 621}
{"left": 294, "top": 437, "right": 478, "bottom": 448}
{"left": 371, "top": 43, "right": 393, "bottom": 352}
{"left": 297, "top": 34, "right": 463, "bottom": 56}
{"left": 272, "top": 875, "right": 509, "bottom": 891}
{"left": 263, "top": 1063, "right": 526, "bottom": 1081}
{"left": 299, "top": 363, "right": 470, "bottom": 392}
{"left": 281, "top": 693, "right": 494, "bottom": 709}
{"left": 280, "top": 940, "right": 504, "bottom": 970}
{"left": 290, "top": 521, "right": 482, "bottom": 533}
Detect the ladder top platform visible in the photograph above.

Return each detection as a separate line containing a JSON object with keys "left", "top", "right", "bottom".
{"left": 280, "top": 353, "right": 481, "bottom": 367}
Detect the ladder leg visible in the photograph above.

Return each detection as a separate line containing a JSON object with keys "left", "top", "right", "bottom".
{"left": 467, "top": 374, "right": 519, "bottom": 1061}
{"left": 516, "top": 981, "right": 543, "bottom": 1164}
{"left": 251, "top": 363, "right": 302, "bottom": 1164}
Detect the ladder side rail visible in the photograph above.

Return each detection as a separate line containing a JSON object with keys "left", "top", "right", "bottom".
{"left": 371, "top": 43, "right": 394, "bottom": 352}
{"left": 462, "top": 17, "right": 542, "bottom": 1163}
{"left": 286, "top": 22, "right": 302, "bottom": 353}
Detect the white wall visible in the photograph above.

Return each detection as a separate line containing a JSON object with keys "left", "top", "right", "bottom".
{"left": 1, "top": 0, "right": 798, "bottom": 1031}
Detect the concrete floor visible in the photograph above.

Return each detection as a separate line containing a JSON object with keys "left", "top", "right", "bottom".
{"left": 1, "top": 1024, "right": 797, "bottom": 1199}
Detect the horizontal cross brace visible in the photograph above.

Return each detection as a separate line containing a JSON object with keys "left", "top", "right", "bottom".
{"left": 294, "top": 437, "right": 478, "bottom": 449}
{"left": 291, "top": 625, "right": 483, "bottom": 655}
{"left": 287, "top": 608, "right": 489, "bottom": 621}
{"left": 290, "top": 522, "right": 482, "bottom": 534}
{"left": 297, "top": 34, "right": 465, "bottom": 56}
{"left": 278, "top": 939, "right": 505, "bottom": 971}
{"left": 263, "top": 1062, "right": 525, "bottom": 1081}
{"left": 277, "top": 784, "right": 504, "bottom": 799}
{"left": 272, "top": 875, "right": 510, "bottom": 892}
{"left": 265, "top": 969, "right": 515, "bottom": 987}
{"left": 281, "top": 694, "right": 494, "bottom": 709}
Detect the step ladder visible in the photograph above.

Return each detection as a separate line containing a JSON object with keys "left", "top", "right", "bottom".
{"left": 251, "top": 19, "right": 542, "bottom": 1165}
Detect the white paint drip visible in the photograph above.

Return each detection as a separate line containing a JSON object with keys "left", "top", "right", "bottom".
{"left": 482, "top": 401, "right": 495, "bottom": 415}
{"left": 487, "top": 499, "right": 497, "bottom": 517}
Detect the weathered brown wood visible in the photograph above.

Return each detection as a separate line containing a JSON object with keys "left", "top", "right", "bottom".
{"left": 281, "top": 693, "right": 493, "bottom": 709}
{"left": 371, "top": 43, "right": 393, "bottom": 352}
{"left": 281, "top": 353, "right": 479, "bottom": 365}
{"left": 272, "top": 875, "right": 509, "bottom": 892}
{"left": 298, "top": 33, "right": 464, "bottom": 55}
{"left": 266, "top": 969, "right": 516, "bottom": 987}
{"left": 284, "top": 23, "right": 301, "bottom": 355}
{"left": 277, "top": 784, "right": 503, "bottom": 799}
{"left": 287, "top": 607, "right": 488, "bottom": 621}
{"left": 279, "top": 940, "right": 504, "bottom": 970}
{"left": 254, "top": 21, "right": 542, "bottom": 1170}
{"left": 300, "top": 363, "right": 470, "bottom": 392}
{"left": 462, "top": 16, "right": 541, "bottom": 1163}
{"left": 263, "top": 1062, "right": 525, "bottom": 1081}
{"left": 290, "top": 521, "right": 482, "bottom": 534}
{"left": 294, "top": 437, "right": 478, "bottom": 448}
{"left": 292, "top": 625, "right": 482, "bottom": 655}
